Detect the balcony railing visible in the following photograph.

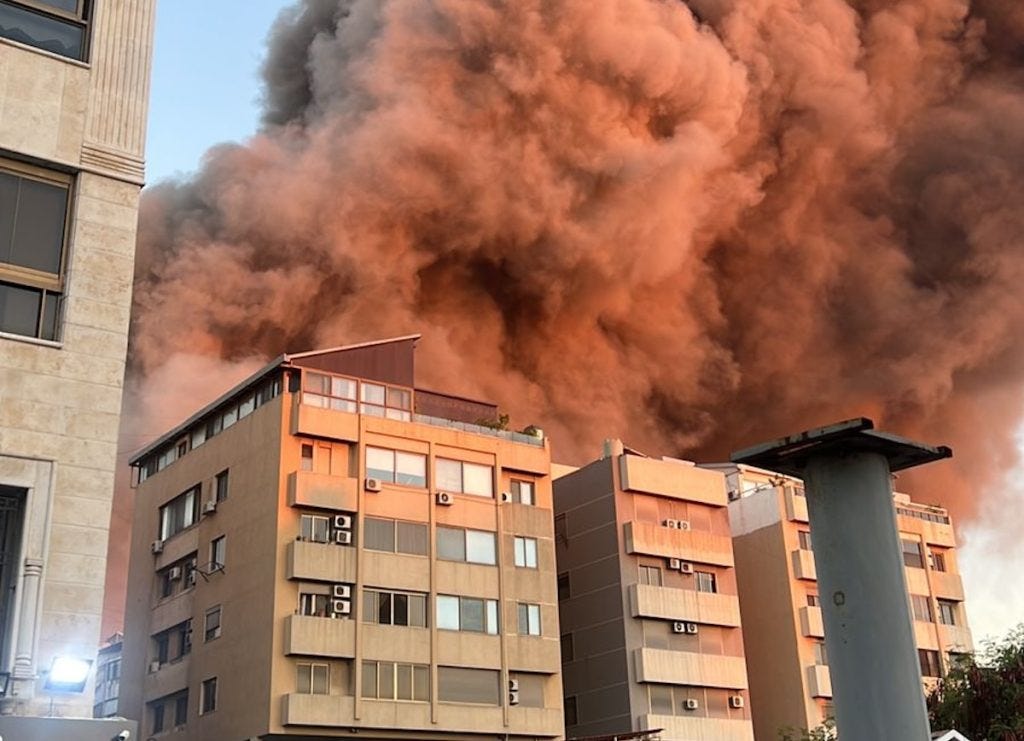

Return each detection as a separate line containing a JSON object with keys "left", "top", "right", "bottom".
{"left": 806, "top": 664, "right": 832, "bottom": 698}
{"left": 630, "top": 584, "right": 741, "bottom": 627}
{"left": 412, "top": 414, "right": 544, "bottom": 446}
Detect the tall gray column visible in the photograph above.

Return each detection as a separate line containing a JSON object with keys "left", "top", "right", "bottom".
{"left": 12, "top": 559, "right": 43, "bottom": 682}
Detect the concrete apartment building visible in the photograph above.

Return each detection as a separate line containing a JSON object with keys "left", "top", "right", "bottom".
{"left": 93, "top": 632, "right": 122, "bottom": 718}
{"left": 120, "top": 335, "right": 564, "bottom": 740}
{"left": 0, "top": 0, "right": 152, "bottom": 736}
{"left": 554, "top": 442, "right": 753, "bottom": 741}
{"left": 713, "top": 463, "right": 973, "bottom": 739}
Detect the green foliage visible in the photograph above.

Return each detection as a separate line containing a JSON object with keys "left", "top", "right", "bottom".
{"left": 927, "top": 624, "right": 1024, "bottom": 740}
{"left": 475, "top": 412, "right": 510, "bottom": 430}
{"left": 778, "top": 719, "right": 837, "bottom": 741}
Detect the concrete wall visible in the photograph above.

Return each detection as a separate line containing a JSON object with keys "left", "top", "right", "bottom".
{"left": 0, "top": 0, "right": 154, "bottom": 719}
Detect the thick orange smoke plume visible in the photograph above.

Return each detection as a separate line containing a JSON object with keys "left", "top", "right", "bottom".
{"left": 127, "top": 0, "right": 1024, "bottom": 531}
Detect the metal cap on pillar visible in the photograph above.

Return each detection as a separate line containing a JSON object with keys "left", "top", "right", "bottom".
{"left": 732, "top": 418, "right": 951, "bottom": 741}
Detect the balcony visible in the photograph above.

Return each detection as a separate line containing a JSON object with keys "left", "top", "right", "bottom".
{"left": 506, "top": 706, "right": 564, "bottom": 737}
{"left": 806, "top": 665, "right": 832, "bottom": 698}
{"left": 784, "top": 487, "right": 808, "bottom": 523}
{"left": 281, "top": 694, "right": 355, "bottom": 726}
{"left": 144, "top": 656, "right": 188, "bottom": 700}
{"left": 624, "top": 521, "right": 734, "bottom": 567}
{"left": 286, "top": 539, "right": 356, "bottom": 582}
{"left": 619, "top": 455, "right": 728, "bottom": 506}
{"left": 436, "top": 630, "right": 501, "bottom": 667}
{"left": 630, "top": 584, "right": 741, "bottom": 627}
{"left": 292, "top": 400, "right": 360, "bottom": 442}
{"left": 938, "top": 623, "right": 974, "bottom": 653}
{"left": 287, "top": 471, "right": 358, "bottom": 511}
{"left": 639, "top": 714, "right": 754, "bottom": 741}
{"left": 931, "top": 571, "right": 965, "bottom": 601}
{"left": 505, "top": 635, "right": 561, "bottom": 672}
{"left": 799, "top": 606, "right": 824, "bottom": 638}
{"left": 283, "top": 614, "right": 355, "bottom": 658}
{"left": 791, "top": 549, "right": 816, "bottom": 581}
{"left": 633, "top": 648, "right": 748, "bottom": 690}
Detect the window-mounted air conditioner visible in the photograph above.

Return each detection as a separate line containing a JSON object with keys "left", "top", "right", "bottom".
{"left": 365, "top": 477, "right": 383, "bottom": 492}
{"left": 663, "top": 519, "right": 679, "bottom": 529}
{"left": 151, "top": 540, "right": 164, "bottom": 555}
{"left": 671, "top": 621, "right": 686, "bottom": 634}
{"left": 436, "top": 492, "right": 454, "bottom": 506}
{"left": 729, "top": 695, "right": 745, "bottom": 709}
{"left": 685, "top": 622, "right": 699, "bottom": 635}
{"left": 167, "top": 566, "right": 182, "bottom": 581}
{"left": 509, "top": 690, "right": 520, "bottom": 706}
{"left": 202, "top": 500, "right": 217, "bottom": 515}
{"left": 148, "top": 661, "right": 161, "bottom": 674}
{"left": 684, "top": 698, "right": 699, "bottom": 711}
{"left": 500, "top": 491, "right": 513, "bottom": 503}
{"left": 668, "top": 558, "right": 682, "bottom": 570}
{"left": 508, "top": 678, "right": 519, "bottom": 691}
{"left": 334, "top": 530, "right": 353, "bottom": 545}
{"left": 679, "top": 562, "right": 694, "bottom": 575}
{"left": 678, "top": 520, "right": 691, "bottom": 531}
{"left": 332, "top": 599, "right": 351, "bottom": 616}
{"left": 333, "top": 584, "right": 351, "bottom": 600}
{"left": 333, "top": 514, "right": 352, "bottom": 530}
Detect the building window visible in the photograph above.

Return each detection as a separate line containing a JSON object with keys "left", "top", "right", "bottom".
{"left": 204, "top": 606, "right": 222, "bottom": 641}
{"left": 300, "top": 443, "right": 313, "bottom": 471}
{"left": 148, "top": 689, "right": 188, "bottom": 734}
{"left": 436, "top": 526, "right": 496, "bottom": 565}
{"left": 695, "top": 571, "right": 717, "bottom": 594}
{"left": 361, "top": 661, "right": 429, "bottom": 702}
{"left": 554, "top": 513, "right": 568, "bottom": 545}
{"left": 639, "top": 565, "right": 663, "bottom": 586}
{"left": 510, "top": 672, "right": 546, "bottom": 708}
{"left": 158, "top": 555, "right": 197, "bottom": 599}
{"left": 200, "top": 677, "right": 217, "bottom": 714}
{"left": 214, "top": 470, "right": 229, "bottom": 502}
{"left": 557, "top": 572, "right": 571, "bottom": 600}
{"left": 437, "top": 666, "right": 500, "bottom": 705}
{"left": 366, "top": 447, "right": 426, "bottom": 487}
{"left": 301, "top": 372, "right": 412, "bottom": 420}
{"left": 910, "top": 595, "right": 933, "bottom": 623}
{"left": 299, "top": 592, "right": 332, "bottom": 617}
{"left": 517, "top": 603, "right": 541, "bottom": 636}
{"left": 209, "top": 535, "right": 226, "bottom": 570}
{"left": 564, "top": 695, "right": 579, "bottom": 726}
{"left": 363, "top": 517, "right": 428, "bottom": 555}
{"left": 300, "top": 514, "right": 332, "bottom": 543}
{"left": 937, "top": 600, "right": 958, "bottom": 626}
{"left": 303, "top": 371, "right": 357, "bottom": 412}
{"left": 561, "top": 633, "right": 574, "bottom": 663}
{"left": 510, "top": 479, "right": 534, "bottom": 505}
{"left": 362, "top": 381, "right": 412, "bottom": 420}
{"left": 902, "top": 538, "right": 925, "bottom": 568}
{"left": 919, "top": 649, "right": 942, "bottom": 677}
{"left": 513, "top": 536, "right": 539, "bottom": 568}
{"left": 435, "top": 458, "right": 494, "bottom": 497}
{"left": 930, "top": 550, "right": 947, "bottom": 572}
{"left": 436, "top": 595, "right": 498, "bottom": 634}
{"left": 153, "top": 620, "right": 191, "bottom": 667}
{"left": 159, "top": 485, "right": 200, "bottom": 540}
{"left": 813, "top": 639, "right": 828, "bottom": 666}
{"left": 0, "top": 0, "right": 90, "bottom": 60}
{"left": 363, "top": 589, "right": 428, "bottom": 627}
{"left": 798, "top": 530, "right": 813, "bottom": 550}
{"left": 297, "top": 662, "right": 330, "bottom": 695}
{"left": 807, "top": 593, "right": 821, "bottom": 607}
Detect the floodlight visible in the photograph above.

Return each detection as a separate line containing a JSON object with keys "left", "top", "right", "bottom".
{"left": 44, "top": 655, "right": 92, "bottom": 692}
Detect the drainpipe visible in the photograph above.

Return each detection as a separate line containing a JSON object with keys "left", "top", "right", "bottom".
{"left": 733, "top": 418, "right": 950, "bottom": 741}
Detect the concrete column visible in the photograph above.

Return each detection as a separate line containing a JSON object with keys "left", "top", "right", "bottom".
{"left": 803, "top": 452, "right": 930, "bottom": 740}
{"left": 12, "top": 559, "right": 43, "bottom": 681}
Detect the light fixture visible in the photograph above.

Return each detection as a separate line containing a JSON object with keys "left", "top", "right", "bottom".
{"left": 43, "top": 656, "right": 93, "bottom": 693}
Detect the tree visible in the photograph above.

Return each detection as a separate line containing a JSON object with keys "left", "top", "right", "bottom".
{"left": 779, "top": 719, "right": 837, "bottom": 740}
{"left": 927, "top": 624, "right": 1024, "bottom": 740}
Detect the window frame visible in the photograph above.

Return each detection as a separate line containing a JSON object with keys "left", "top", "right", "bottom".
{"left": 436, "top": 526, "right": 496, "bottom": 565}
{"left": 435, "top": 457, "right": 494, "bottom": 498}
{"left": 158, "top": 485, "right": 200, "bottom": 541}
{"left": 299, "top": 513, "right": 332, "bottom": 543}
{"left": 910, "top": 594, "right": 933, "bottom": 623}
{"left": 360, "top": 660, "right": 429, "bottom": 702}
{"left": 214, "top": 469, "right": 229, "bottom": 502}
{"left": 365, "top": 446, "right": 427, "bottom": 487}
{"left": 937, "top": 599, "right": 958, "bottom": 626}
{"left": 513, "top": 536, "right": 539, "bottom": 568}
{"left": 901, "top": 538, "right": 925, "bottom": 569}
{"left": 510, "top": 479, "right": 535, "bottom": 505}
{"left": 517, "top": 602, "right": 541, "bottom": 636}
{"left": 638, "top": 564, "right": 663, "bottom": 586}
{"left": 695, "top": 570, "right": 717, "bottom": 594}
{"left": 204, "top": 605, "right": 222, "bottom": 642}
{"left": 296, "top": 661, "right": 330, "bottom": 695}
{"left": 436, "top": 594, "right": 498, "bottom": 634}
{"left": 209, "top": 535, "right": 226, "bottom": 571}
{"left": 200, "top": 676, "right": 217, "bottom": 715}
{"left": 362, "top": 588, "right": 428, "bottom": 628}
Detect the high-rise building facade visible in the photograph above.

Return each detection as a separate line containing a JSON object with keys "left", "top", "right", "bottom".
{"left": 712, "top": 463, "right": 973, "bottom": 739}
{"left": 554, "top": 442, "right": 753, "bottom": 741}
{"left": 0, "top": 0, "right": 153, "bottom": 733}
{"left": 120, "top": 336, "right": 564, "bottom": 740}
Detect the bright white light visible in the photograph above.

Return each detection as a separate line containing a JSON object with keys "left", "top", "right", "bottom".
{"left": 46, "top": 656, "right": 92, "bottom": 690}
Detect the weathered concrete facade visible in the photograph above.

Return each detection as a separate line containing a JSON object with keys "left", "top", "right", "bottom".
{"left": 0, "top": 0, "right": 154, "bottom": 722}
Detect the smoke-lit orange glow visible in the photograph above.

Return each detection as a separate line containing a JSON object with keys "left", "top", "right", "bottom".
{"left": 106, "top": 0, "right": 1024, "bottom": 631}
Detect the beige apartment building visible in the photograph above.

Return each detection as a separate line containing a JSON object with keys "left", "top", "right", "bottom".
{"left": 711, "top": 463, "right": 973, "bottom": 740}
{"left": 120, "top": 335, "right": 564, "bottom": 740}
{"left": 0, "top": 1, "right": 152, "bottom": 736}
{"left": 554, "top": 442, "right": 753, "bottom": 741}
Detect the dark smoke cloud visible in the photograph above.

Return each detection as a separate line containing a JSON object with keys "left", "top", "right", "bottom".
{"left": 128, "top": 0, "right": 1024, "bottom": 522}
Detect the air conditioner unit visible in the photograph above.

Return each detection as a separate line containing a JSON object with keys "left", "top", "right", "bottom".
{"left": 678, "top": 520, "right": 691, "bottom": 531}
{"left": 685, "top": 622, "right": 699, "bottom": 635}
{"left": 365, "top": 477, "right": 382, "bottom": 492}
{"left": 679, "top": 562, "right": 694, "bottom": 575}
{"left": 332, "top": 584, "right": 351, "bottom": 599}
{"left": 668, "top": 558, "right": 682, "bottom": 570}
{"left": 332, "top": 599, "right": 351, "bottom": 616}
{"left": 202, "top": 500, "right": 217, "bottom": 515}
{"left": 333, "top": 514, "right": 352, "bottom": 530}
{"left": 168, "top": 566, "right": 182, "bottom": 581}
{"left": 509, "top": 690, "right": 520, "bottom": 706}
{"left": 663, "top": 519, "right": 679, "bottom": 529}
{"left": 151, "top": 540, "right": 164, "bottom": 554}
{"left": 684, "top": 698, "right": 699, "bottom": 711}
{"left": 727, "top": 490, "right": 742, "bottom": 502}
{"left": 671, "top": 621, "right": 686, "bottom": 634}
{"left": 334, "top": 530, "right": 353, "bottom": 545}
{"left": 148, "top": 660, "right": 161, "bottom": 674}
{"left": 508, "top": 678, "right": 519, "bottom": 691}
{"left": 500, "top": 491, "right": 513, "bottom": 503}
{"left": 186, "top": 570, "right": 197, "bottom": 587}
{"left": 729, "top": 695, "right": 745, "bottom": 709}
{"left": 436, "top": 492, "right": 454, "bottom": 506}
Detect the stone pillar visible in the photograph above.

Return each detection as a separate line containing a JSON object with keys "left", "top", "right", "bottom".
{"left": 11, "top": 559, "right": 44, "bottom": 683}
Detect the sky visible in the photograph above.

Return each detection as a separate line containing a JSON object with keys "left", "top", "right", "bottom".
{"left": 142, "top": 0, "right": 1016, "bottom": 647}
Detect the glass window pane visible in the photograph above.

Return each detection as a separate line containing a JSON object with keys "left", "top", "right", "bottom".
{"left": 378, "top": 661, "right": 395, "bottom": 699}
{"left": 361, "top": 661, "right": 377, "bottom": 698}
{"left": 486, "top": 600, "right": 498, "bottom": 635}
{"left": 650, "top": 684, "right": 674, "bottom": 714}
{"left": 0, "top": 172, "right": 17, "bottom": 258}
{"left": 0, "top": 281, "right": 41, "bottom": 337}
{"left": 460, "top": 598, "right": 485, "bottom": 632}
{"left": 396, "top": 663, "right": 412, "bottom": 700}
{"left": 409, "top": 594, "right": 426, "bottom": 628}
{"left": 525, "top": 539, "right": 538, "bottom": 568}
{"left": 9, "top": 177, "right": 66, "bottom": 274}
{"left": 364, "top": 518, "right": 396, "bottom": 552}
{"left": 462, "top": 463, "right": 493, "bottom": 497}
{"left": 437, "top": 527, "right": 465, "bottom": 562}
{"left": 529, "top": 605, "right": 541, "bottom": 635}
{"left": 312, "top": 664, "right": 329, "bottom": 694}
{"left": 331, "top": 376, "right": 357, "bottom": 399}
{"left": 303, "top": 372, "right": 329, "bottom": 393}
{"left": 437, "top": 596, "right": 460, "bottom": 631}
{"left": 39, "top": 291, "right": 59, "bottom": 341}
{"left": 393, "top": 593, "right": 409, "bottom": 626}
{"left": 466, "top": 530, "right": 495, "bottom": 565}
{"left": 514, "top": 537, "right": 525, "bottom": 567}
{"left": 361, "top": 382, "right": 385, "bottom": 404}
{"left": 297, "top": 664, "right": 312, "bottom": 694}
{"left": 435, "top": 459, "right": 462, "bottom": 492}
{"left": 413, "top": 665, "right": 429, "bottom": 701}
{"left": 396, "top": 521, "right": 428, "bottom": 555}
{"left": 0, "top": 4, "right": 85, "bottom": 60}
{"left": 362, "top": 590, "right": 378, "bottom": 624}
{"left": 366, "top": 447, "right": 395, "bottom": 483}
{"left": 395, "top": 452, "right": 426, "bottom": 486}
{"left": 516, "top": 674, "right": 545, "bottom": 708}
{"left": 517, "top": 604, "right": 529, "bottom": 634}
{"left": 377, "top": 592, "right": 392, "bottom": 625}
{"left": 438, "top": 667, "right": 500, "bottom": 705}
{"left": 387, "top": 387, "right": 411, "bottom": 409}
